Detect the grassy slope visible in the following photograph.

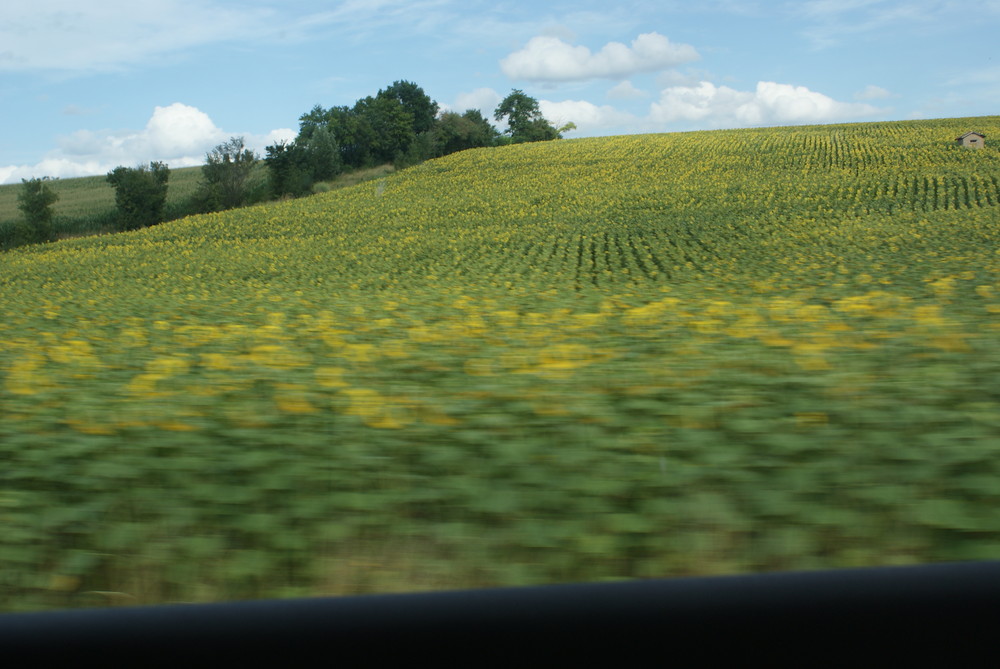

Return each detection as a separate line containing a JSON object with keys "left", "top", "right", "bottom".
{"left": 1, "top": 116, "right": 998, "bottom": 611}
{"left": 0, "top": 166, "right": 205, "bottom": 222}
{"left": 0, "top": 163, "right": 394, "bottom": 235}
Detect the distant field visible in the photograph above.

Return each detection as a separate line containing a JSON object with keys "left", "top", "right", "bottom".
{"left": 0, "top": 163, "right": 391, "bottom": 241}
{"left": 1, "top": 116, "right": 998, "bottom": 612}
{"left": 0, "top": 166, "right": 204, "bottom": 224}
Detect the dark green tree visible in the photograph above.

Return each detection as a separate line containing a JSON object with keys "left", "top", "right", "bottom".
{"left": 430, "top": 110, "right": 500, "bottom": 156}
{"left": 393, "top": 130, "right": 437, "bottom": 169}
{"left": 302, "top": 126, "right": 342, "bottom": 182}
{"left": 195, "top": 137, "right": 260, "bottom": 211}
{"left": 353, "top": 95, "right": 415, "bottom": 164}
{"left": 264, "top": 141, "right": 313, "bottom": 199}
{"left": 16, "top": 177, "right": 59, "bottom": 244}
{"left": 394, "top": 108, "right": 501, "bottom": 169}
{"left": 106, "top": 162, "right": 170, "bottom": 231}
{"left": 295, "top": 82, "right": 438, "bottom": 170}
{"left": 297, "top": 104, "right": 331, "bottom": 142}
{"left": 462, "top": 109, "right": 502, "bottom": 146}
{"left": 377, "top": 80, "right": 439, "bottom": 135}
{"left": 287, "top": 82, "right": 441, "bottom": 174}
{"left": 494, "top": 89, "right": 563, "bottom": 144}
{"left": 302, "top": 105, "right": 375, "bottom": 169}
{"left": 264, "top": 127, "right": 342, "bottom": 199}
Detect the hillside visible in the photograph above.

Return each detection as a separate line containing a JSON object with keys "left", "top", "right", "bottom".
{"left": 0, "top": 166, "right": 204, "bottom": 226}
{"left": 0, "top": 163, "right": 395, "bottom": 244}
{"left": 1, "top": 116, "right": 998, "bottom": 612}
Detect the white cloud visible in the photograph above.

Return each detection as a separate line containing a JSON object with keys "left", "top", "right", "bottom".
{"left": 259, "top": 128, "right": 298, "bottom": 148}
{"left": 650, "top": 81, "right": 882, "bottom": 127}
{"left": 650, "top": 82, "right": 747, "bottom": 124}
{"left": 0, "top": 159, "right": 109, "bottom": 185}
{"left": 0, "top": 103, "right": 294, "bottom": 184}
{"left": 500, "top": 32, "right": 699, "bottom": 83}
{"left": 607, "top": 80, "right": 648, "bottom": 100}
{"left": 53, "top": 103, "right": 228, "bottom": 167}
{"left": 453, "top": 88, "right": 504, "bottom": 118}
{"left": 539, "top": 99, "right": 636, "bottom": 133}
{"left": 144, "top": 104, "right": 229, "bottom": 158}
{"left": 854, "top": 84, "right": 892, "bottom": 100}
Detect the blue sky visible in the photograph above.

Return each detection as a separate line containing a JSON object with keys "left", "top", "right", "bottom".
{"left": 1, "top": 0, "right": 997, "bottom": 184}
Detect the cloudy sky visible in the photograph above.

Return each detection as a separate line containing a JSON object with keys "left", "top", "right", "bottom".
{"left": 1, "top": 0, "right": 997, "bottom": 183}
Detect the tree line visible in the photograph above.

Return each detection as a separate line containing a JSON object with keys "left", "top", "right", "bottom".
{"left": 265, "top": 83, "right": 573, "bottom": 198}
{"left": 4, "top": 83, "right": 571, "bottom": 249}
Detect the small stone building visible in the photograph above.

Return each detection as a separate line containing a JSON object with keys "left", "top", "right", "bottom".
{"left": 956, "top": 132, "right": 985, "bottom": 149}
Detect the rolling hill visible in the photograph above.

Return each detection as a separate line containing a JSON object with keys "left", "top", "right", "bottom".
{"left": 1, "top": 116, "right": 998, "bottom": 611}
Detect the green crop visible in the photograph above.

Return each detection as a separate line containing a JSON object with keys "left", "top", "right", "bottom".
{"left": 1, "top": 116, "right": 998, "bottom": 611}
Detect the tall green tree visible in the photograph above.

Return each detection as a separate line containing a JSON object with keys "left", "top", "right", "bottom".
{"left": 106, "top": 162, "right": 170, "bottom": 231}
{"left": 264, "top": 141, "right": 312, "bottom": 199}
{"left": 293, "top": 82, "right": 440, "bottom": 171}
{"left": 297, "top": 104, "right": 331, "bottom": 142}
{"left": 301, "top": 105, "right": 375, "bottom": 169}
{"left": 377, "top": 80, "right": 439, "bottom": 135}
{"left": 461, "top": 109, "right": 502, "bottom": 147}
{"left": 264, "top": 127, "right": 342, "bottom": 199}
{"left": 195, "top": 137, "right": 260, "bottom": 211}
{"left": 494, "top": 89, "right": 563, "bottom": 144}
{"left": 303, "top": 126, "right": 342, "bottom": 182}
{"left": 430, "top": 110, "right": 500, "bottom": 156}
{"left": 353, "top": 95, "right": 415, "bottom": 165}
{"left": 16, "top": 177, "right": 59, "bottom": 244}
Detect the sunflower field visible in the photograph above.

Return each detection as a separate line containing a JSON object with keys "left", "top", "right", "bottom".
{"left": 1, "top": 116, "right": 998, "bottom": 611}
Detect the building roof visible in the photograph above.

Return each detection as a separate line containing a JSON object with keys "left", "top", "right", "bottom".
{"left": 956, "top": 131, "right": 986, "bottom": 140}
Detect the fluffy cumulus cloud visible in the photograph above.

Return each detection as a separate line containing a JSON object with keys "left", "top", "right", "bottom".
{"left": 56, "top": 104, "right": 227, "bottom": 165}
{"left": 649, "top": 81, "right": 881, "bottom": 127}
{"left": 539, "top": 99, "right": 636, "bottom": 134}
{"left": 0, "top": 104, "right": 293, "bottom": 184}
{"left": 500, "top": 32, "right": 699, "bottom": 83}
{"left": 452, "top": 88, "right": 504, "bottom": 118}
